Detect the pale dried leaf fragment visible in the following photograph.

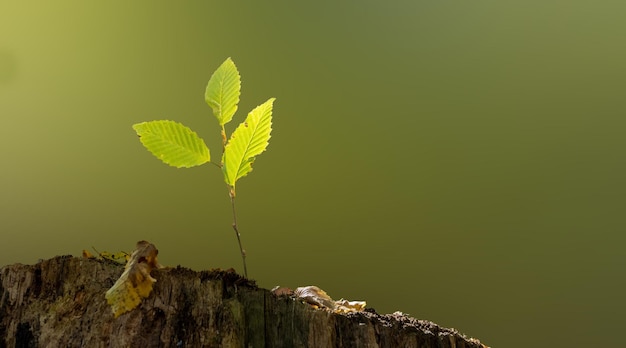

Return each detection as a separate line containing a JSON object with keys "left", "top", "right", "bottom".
{"left": 105, "top": 241, "right": 162, "bottom": 318}
{"left": 294, "top": 286, "right": 337, "bottom": 310}
{"left": 334, "top": 299, "right": 367, "bottom": 313}
{"left": 292, "top": 285, "right": 367, "bottom": 313}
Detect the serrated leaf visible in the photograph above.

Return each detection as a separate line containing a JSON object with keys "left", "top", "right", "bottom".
{"left": 205, "top": 57, "right": 241, "bottom": 126}
{"left": 222, "top": 98, "right": 275, "bottom": 191}
{"left": 132, "top": 120, "right": 210, "bottom": 168}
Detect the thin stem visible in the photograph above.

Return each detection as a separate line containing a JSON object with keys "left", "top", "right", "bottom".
{"left": 229, "top": 188, "right": 248, "bottom": 278}
{"left": 220, "top": 126, "right": 227, "bottom": 151}
{"left": 221, "top": 126, "right": 247, "bottom": 277}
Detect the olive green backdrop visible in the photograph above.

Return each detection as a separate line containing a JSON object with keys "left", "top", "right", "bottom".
{"left": 1, "top": 1, "right": 624, "bottom": 347}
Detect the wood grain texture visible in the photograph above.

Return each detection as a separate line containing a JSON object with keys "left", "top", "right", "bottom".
{"left": 0, "top": 256, "right": 488, "bottom": 348}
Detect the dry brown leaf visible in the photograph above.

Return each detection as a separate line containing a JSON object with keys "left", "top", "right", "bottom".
{"left": 334, "top": 299, "right": 367, "bottom": 313}
{"left": 105, "top": 241, "right": 162, "bottom": 318}
{"left": 293, "top": 285, "right": 366, "bottom": 313}
{"left": 294, "top": 286, "right": 336, "bottom": 310}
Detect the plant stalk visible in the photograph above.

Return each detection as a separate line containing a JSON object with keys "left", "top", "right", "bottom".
{"left": 229, "top": 188, "right": 248, "bottom": 278}
{"left": 220, "top": 126, "right": 227, "bottom": 151}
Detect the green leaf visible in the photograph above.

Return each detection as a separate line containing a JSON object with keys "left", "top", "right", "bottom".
{"left": 222, "top": 98, "right": 275, "bottom": 191}
{"left": 205, "top": 57, "right": 241, "bottom": 126}
{"left": 132, "top": 120, "right": 210, "bottom": 168}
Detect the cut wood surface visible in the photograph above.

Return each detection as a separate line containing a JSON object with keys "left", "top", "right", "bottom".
{"left": 0, "top": 256, "right": 488, "bottom": 347}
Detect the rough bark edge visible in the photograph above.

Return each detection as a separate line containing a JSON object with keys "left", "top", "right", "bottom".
{"left": 0, "top": 256, "right": 488, "bottom": 348}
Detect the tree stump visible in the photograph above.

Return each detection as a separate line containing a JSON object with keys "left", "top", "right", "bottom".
{"left": 0, "top": 256, "right": 488, "bottom": 347}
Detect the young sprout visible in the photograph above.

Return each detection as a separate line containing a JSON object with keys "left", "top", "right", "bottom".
{"left": 132, "top": 58, "right": 275, "bottom": 278}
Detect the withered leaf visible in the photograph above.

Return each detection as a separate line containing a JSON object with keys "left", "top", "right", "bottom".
{"left": 82, "top": 249, "right": 94, "bottom": 259}
{"left": 294, "top": 286, "right": 337, "bottom": 310}
{"left": 105, "top": 241, "right": 162, "bottom": 318}
{"left": 293, "top": 285, "right": 367, "bottom": 313}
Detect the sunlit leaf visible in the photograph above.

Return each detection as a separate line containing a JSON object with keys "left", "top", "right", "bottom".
{"left": 133, "top": 120, "right": 210, "bottom": 168}
{"left": 222, "top": 98, "right": 275, "bottom": 193}
{"left": 205, "top": 57, "right": 241, "bottom": 126}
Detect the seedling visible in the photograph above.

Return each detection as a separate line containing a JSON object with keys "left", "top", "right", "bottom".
{"left": 132, "top": 58, "right": 275, "bottom": 278}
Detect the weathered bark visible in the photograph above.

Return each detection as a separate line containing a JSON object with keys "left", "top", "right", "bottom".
{"left": 0, "top": 256, "right": 487, "bottom": 347}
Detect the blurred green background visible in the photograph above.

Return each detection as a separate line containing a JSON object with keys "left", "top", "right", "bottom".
{"left": 1, "top": 1, "right": 625, "bottom": 346}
